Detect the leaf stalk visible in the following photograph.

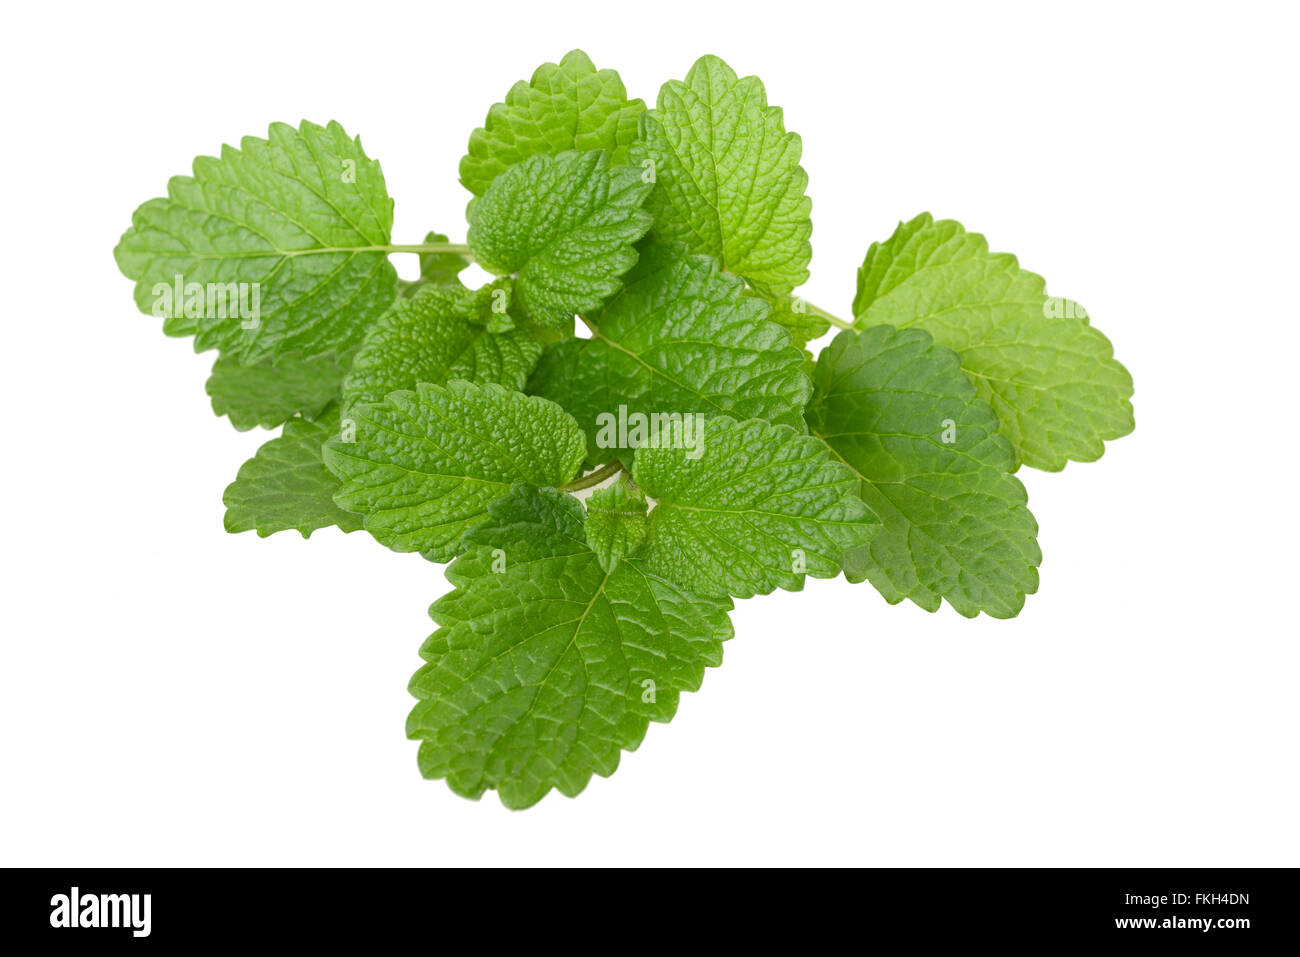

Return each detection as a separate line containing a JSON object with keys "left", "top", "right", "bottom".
{"left": 559, "top": 462, "right": 624, "bottom": 493}
{"left": 803, "top": 300, "right": 854, "bottom": 330}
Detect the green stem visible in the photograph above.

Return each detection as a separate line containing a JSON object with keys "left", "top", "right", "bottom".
{"left": 384, "top": 242, "right": 472, "bottom": 257}
{"left": 559, "top": 462, "right": 623, "bottom": 493}
{"left": 803, "top": 300, "right": 854, "bottom": 330}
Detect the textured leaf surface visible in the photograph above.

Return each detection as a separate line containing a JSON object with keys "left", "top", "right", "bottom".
{"left": 207, "top": 350, "right": 352, "bottom": 431}
{"left": 399, "top": 231, "right": 470, "bottom": 298}
{"left": 114, "top": 120, "right": 397, "bottom": 363}
{"left": 461, "top": 50, "right": 645, "bottom": 198}
{"left": 323, "top": 381, "right": 585, "bottom": 561}
{"left": 409, "top": 485, "right": 731, "bottom": 809}
{"left": 852, "top": 213, "right": 1134, "bottom": 471}
{"left": 633, "top": 416, "right": 877, "bottom": 599}
{"left": 630, "top": 55, "right": 812, "bottom": 295}
{"left": 223, "top": 404, "right": 362, "bottom": 537}
{"left": 584, "top": 478, "right": 648, "bottom": 572}
{"left": 467, "top": 151, "right": 653, "bottom": 327}
{"left": 759, "top": 293, "right": 830, "bottom": 351}
{"left": 341, "top": 283, "right": 541, "bottom": 411}
{"left": 527, "top": 243, "right": 812, "bottom": 464}
{"left": 807, "top": 327, "right": 1040, "bottom": 618}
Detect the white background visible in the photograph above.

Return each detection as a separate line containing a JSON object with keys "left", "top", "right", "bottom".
{"left": 2, "top": 0, "right": 1296, "bottom": 867}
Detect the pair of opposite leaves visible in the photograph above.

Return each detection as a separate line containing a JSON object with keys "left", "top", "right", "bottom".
{"left": 114, "top": 51, "right": 1134, "bottom": 808}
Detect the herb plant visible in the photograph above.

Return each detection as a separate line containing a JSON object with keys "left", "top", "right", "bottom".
{"left": 114, "top": 51, "right": 1134, "bottom": 808}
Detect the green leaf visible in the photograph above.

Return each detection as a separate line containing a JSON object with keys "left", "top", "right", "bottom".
{"left": 408, "top": 485, "right": 732, "bottom": 809}
{"left": 630, "top": 55, "right": 812, "bottom": 296}
{"left": 460, "top": 50, "right": 645, "bottom": 198}
{"left": 527, "top": 242, "right": 812, "bottom": 464}
{"left": 807, "top": 327, "right": 1041, "bottom": 618}
{"left": 852, "top": 213, "right": 1134, "bottom": 471}
{"left": 584, "top": 478, "right": 649, "bottom": 572}
{"left": 757, "top": 292, "right": 830, "bottom": 351}
{"left": 466, "top": 151, "right": 653, "bottom": 328}
{"left": 471, "top": 279, "right": 520, "bottom": 333}
{"left": 114, "top": 120, "right": 398, "bottom": 364}
{"left": 223, "top": 404, "right": 363, "bottom": 538}
{"left": 341, "top": 283, "right": 541, "bottom": 412}
{"left": 323, "top": 381, "right": 586, "bottom": 561}
{"left": 398, "top": 231, "right": 470, "bottom": 298}
{"left": 632, "top": 415, "right": 878, "bottom": 599}
{"left": 207, "top": 350, "right": 353, "bottom": 431}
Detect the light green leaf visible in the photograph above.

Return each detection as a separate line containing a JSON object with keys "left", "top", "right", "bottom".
{"left": 852, "top": 213, "right": 1134, "bottom": 471}
{"left": 632, "top": 415, "right": 878, "bottom": 599}
{"left": 398, "top": 231, "right": 470, "bottom": 298}
{"left": 460, "top": 50, "right": 645, "bottom": 198}
{"left": 114, "top": 120, "right": 398, "bottom": 364}
{"left": 584, "top": 478, "right": 649, "bottom": 572}
{"left": 527, "top": 242, "right": 812, "bottom": 464}
{"left": 323, "top": 381, "right": 586, "bottom": 561}
{"left": 466, "top": 151, "right": 653, "bottom": 328}
{"left": 341, "top": 283, "right": 541, "bottom": 412}
{"left": 207, "top": 350, "right": 353, "bottom": 431}
{"left": 807, "top": 327, "right": 1041, "bottom": 618}
{"left": 630, "top": 55, "right": 812, "bottom": 295}
{"left": 472, "top": 279, "right": 520, "bottom": 334}
{"left": 756, "top": 292, "right": 830, "bottom": 351}
{"left": 409, "top": 485, "right": 731, "bottom": 809}
{"left": 223, "top": 404, "right": 362, "bottom": 538}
